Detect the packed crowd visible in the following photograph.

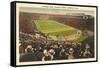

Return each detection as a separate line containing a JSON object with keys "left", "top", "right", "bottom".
{"left": 19, "top": 32, "right": 94, "bottom": 62}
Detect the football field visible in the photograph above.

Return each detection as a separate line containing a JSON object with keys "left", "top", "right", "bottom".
{"left": 34, "top": 19, "right": 78, "bottom": 36}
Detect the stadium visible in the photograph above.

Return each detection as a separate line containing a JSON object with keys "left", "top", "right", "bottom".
{"left": 19, "top": 12, "right": 95, "bottom": 62}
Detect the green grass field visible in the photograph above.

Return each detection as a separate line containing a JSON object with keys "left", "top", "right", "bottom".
{"left": 34, "top": 19, "right": 78, "bottom": 36}
{"left": 34, "top": 19, "right": 89, "bottom": 42}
